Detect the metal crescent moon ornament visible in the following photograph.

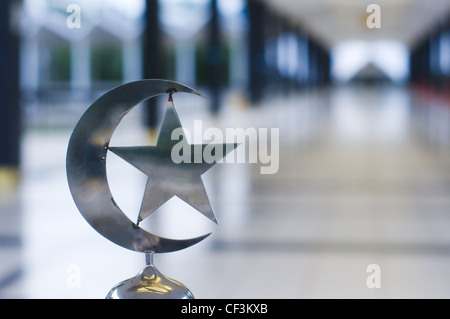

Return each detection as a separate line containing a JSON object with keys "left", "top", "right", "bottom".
{"left": 66, "top": 79, "right": 212, "bottom": 254}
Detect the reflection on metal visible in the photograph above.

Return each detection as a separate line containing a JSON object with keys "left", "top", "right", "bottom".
{"left": 66, "top": 79, "right": 235, "bottom": 298}
{"left": 106, "top": 253, "right": 194, "bottom": 299}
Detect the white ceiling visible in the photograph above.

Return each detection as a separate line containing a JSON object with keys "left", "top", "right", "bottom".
{"left": 262, "top": 0, "right": 450, "bottom": 49}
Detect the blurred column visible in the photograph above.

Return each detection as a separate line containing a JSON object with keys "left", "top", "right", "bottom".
{"left": 429, "top": 33, "right": 441, "bottom": 80}
{"left": 247, "top": 0, "right": 266, "bottom": 104}
{"left": 429, "top": 26, "right": 450, "bottom": 90}
{"left": 324, "top": 49, "right": 331, "bottom": 84}
{"left": 316, "top": 45, "right": 330, "bottom": 86}
{"left": 262, "top": 8, "right": 278, "bottom": 94}
{"left": 0, "top": 0, "right": 21, "bottom": 187}
{"left": 225, "top": 0, "right": 248, "bottom": 93}
{"left": 420, "top": 22, "right": 450, "bottom": 89}
{"left": 207, "top": 0, "right": 221, "bottom": 113}
{"left": 307, "top": 39, "right": 330, "bottom": 88}
{"left": 410, "top": 38, "right": 431, "bottom": 84}
{"left": 175, "top": 40, "right": 196, "bottom": 86}
{"left": 123, "top": 38, "right": 142, "bottom": 83}
{"left": 20, "top": 34, "right": 38, "bottom": 102}
{"left": 296, "top": 30, "right": 309, "bottom": 87}
{"left": 440, "top": 27, "right": 450, "bottom": 89}
{"left": 143, "top": 0, "right": 161, "bottom": 130}
{"left": 409, "top": 45, "right": 419, "bottom": 82}
{"left": 70, "top": 39, "right": 91, "bottom": 100}
{"left": 279, "top": 21, "right": 291, "bottom": 94}
{"left": 308, "top": 39, "right": 318, "bottom": 87}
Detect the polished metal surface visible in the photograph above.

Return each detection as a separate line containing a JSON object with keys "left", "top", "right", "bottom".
{"left": 106, "top": 253, "right": 194, "bottom": 299}
{"left": 66, "top": 79, "right": 211, "bottom": 253}
{"left": 108, "top": 98, "right": 237, "bottom": 225}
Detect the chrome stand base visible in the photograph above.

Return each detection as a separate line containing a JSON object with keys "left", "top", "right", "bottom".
{"left": 106, "top": 253, "right": 194, "bottom": 299}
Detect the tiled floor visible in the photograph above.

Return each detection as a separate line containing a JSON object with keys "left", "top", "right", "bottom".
{"left": 2, "top": 83, "right": 450, "bottom": 298}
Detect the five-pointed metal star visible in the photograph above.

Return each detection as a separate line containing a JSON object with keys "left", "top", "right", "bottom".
{"left": 108, "top": 97, "right": 237, "bottom": 226}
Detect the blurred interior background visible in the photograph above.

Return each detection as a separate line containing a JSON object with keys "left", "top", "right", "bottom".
{"left": 1, "top": 0, "right": 450, "bottom": 298}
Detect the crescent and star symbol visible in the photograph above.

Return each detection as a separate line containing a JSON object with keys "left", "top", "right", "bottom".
{"left": 67, "top": 80, "right": 235, "bottom": 253}
{"left": 108, "top": 95, "right": 237, "bottom": 227}
{"left": 67, "top": 80, "right": 240, "bottom": 299}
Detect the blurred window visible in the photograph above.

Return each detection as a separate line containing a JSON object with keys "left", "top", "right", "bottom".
{"left": 49, "top": 44, "right": 71, "bottom": 83}
{"left": 91, "top": 45, "right": 123, "bottom": 82}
